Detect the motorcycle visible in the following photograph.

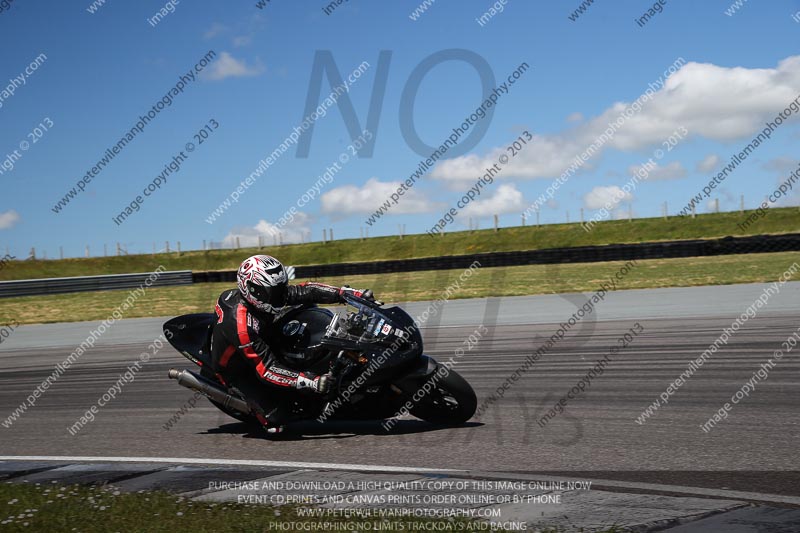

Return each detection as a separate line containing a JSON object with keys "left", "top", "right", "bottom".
{"left": 164, "top": 293, "right": 477, "bottom": 430}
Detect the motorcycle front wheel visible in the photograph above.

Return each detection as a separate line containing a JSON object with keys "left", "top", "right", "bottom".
{"left": 408, "top": 367, "right": 477, "bottom": 425}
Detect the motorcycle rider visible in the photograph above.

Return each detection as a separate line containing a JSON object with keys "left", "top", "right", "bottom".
{"left": 210, "top": 254, "right": 374, "bottom": 434}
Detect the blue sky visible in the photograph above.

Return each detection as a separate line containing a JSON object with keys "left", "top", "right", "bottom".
{"left": 1, "top": 0, "right": 799, "bottom": 258}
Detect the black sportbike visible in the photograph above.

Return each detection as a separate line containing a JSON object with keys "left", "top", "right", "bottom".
{"left": 164, "top": 294, "right": 476, "bottom": 430}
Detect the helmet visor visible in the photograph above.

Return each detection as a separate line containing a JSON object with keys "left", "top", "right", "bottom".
{"left": 248, "top": 281, "right": 287, "bottom": 308}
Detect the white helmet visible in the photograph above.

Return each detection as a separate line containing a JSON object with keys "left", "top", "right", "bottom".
{"left": 237, "top": 255, "right": 288, "bottom": 313}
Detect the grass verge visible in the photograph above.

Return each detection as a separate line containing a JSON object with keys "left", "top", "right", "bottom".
{"left": 1, "top": 252, "right": 798, "bottom": 325}
{"left": 0, "top": 482, "right": 482, "bottom": 532}
{"left": 1, "top": 208, "right": 799, "bottom": 281}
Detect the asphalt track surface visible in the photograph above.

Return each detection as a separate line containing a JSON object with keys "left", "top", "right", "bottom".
{"left": 1, "top": 283, "right": 798, "bottom": 499}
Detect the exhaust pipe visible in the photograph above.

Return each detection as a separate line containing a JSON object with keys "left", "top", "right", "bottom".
{"left": 168, "top": 368, "right": 250, "bottom": 414}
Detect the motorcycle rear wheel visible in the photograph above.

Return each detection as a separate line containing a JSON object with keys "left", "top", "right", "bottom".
{"left": 208, "top": 398, "right": 258, "bottom": 425}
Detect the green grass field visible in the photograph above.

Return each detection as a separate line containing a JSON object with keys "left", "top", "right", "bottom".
{"left": 1, "top": 208, "right": 798, "bottom": 281}
{"left": 0, "top": 482, "right": 630, "bottom": 532}
{"left": 0, "top": 482, "right": 476, "bottom": 532}
{"left": 2, "top": 252, "right": 798, "bottom": 325}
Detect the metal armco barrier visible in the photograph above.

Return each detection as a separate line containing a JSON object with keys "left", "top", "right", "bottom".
{"left": 192, "top": 233, "right": 800, "bottom": 283}
{"left": 0, "top": 270, "right": 193, "bottom": 298}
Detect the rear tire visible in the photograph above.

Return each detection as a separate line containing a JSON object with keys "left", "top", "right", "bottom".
{"left": 408, "top": 368, "right": 477, "bottom": 425}
{"left": 208, "top": 399, "right": 258, "bottom": 425}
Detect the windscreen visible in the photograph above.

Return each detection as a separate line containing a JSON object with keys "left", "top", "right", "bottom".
{"left": 322, "top": 301, "right": 412, "bottom": 349}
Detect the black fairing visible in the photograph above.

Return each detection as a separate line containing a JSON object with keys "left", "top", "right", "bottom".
{"left": 391, "top": 355, "right": 441, "bottom": 390}
{"left": 382, "top": 305, "right": 424, "bottom": 347}
{"left": 353, "top": 304, "right": 424, "bottom": 386}
{"left": 164, "top": 313, "right": 216, "bottom": 367}
{"left": 269, "top": 306, "right": 335, "bottom": 367}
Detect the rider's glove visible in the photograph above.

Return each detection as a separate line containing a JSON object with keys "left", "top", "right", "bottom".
{"left": 296, "top": 372, "right": 331, "bottom": 395}
{"left": 338, "top": 286, "right": 375, "bottom": 302}
{"left": 361, "top": 289, "right": 376, "bottom": 302}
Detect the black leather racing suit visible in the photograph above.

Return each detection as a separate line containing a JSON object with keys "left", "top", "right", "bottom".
{"left": 210, "top": 282, "right": 350, "bottom": 427}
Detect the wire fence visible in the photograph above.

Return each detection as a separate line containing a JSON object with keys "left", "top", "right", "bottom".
{"left": 7, "top": 197, "right": 800, "bottom": 260}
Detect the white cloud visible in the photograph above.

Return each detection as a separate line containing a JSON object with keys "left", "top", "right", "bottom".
{"left": 0, "top": 210, "right": 19, "bottom": 230}
{"left": 629, "top": 161, "right": 687, "bottom": 181}
{"left": 431, "top": 135, "right": 593, "bottom": 182}
{"left": 202, "top": 52, "right": 264, "bottom": 81}
{"left": 203, "top": 23, "right": 228, "bottom": 39}
{"left": 432, "top": 55, "right": 800, "bottom": 182}
{"left": 321, "top": 178, "right": 439, "bottom": 216}
{"left": 223, "top": 212, "right": 312, "bottom": 246}
{"left": 233, "top": 35, "right": 252, "bottom": 47}
{"left": 697, "top": 154, "right": 720, "bottom": 173}
{"left": 764, "top": 157, "right": 800, "bottom": 174}
{"left": 460, "top": 184, "right": 526, "bottom": 217}
{"left": 584, "top": 186, "right": 632, "bottom": 210}
{"left": 566, "top": 112, "right": 584, "bottom": 123}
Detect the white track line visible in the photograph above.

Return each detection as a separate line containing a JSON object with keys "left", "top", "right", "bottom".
{"left": 470, "top": 471, "right": 800, "bottom": 506}
{"left": 3, "top": 456, "right": 797, "bottom": 506}
{"left": 0, "top": 456, "right": 463, "bottom": 474}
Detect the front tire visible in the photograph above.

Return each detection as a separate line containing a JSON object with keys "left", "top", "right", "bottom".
{"left": 408, "top": 368, "right": 477, "bottom": 425}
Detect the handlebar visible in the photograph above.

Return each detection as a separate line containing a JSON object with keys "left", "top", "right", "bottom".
{"left": 342, "top": 293, "right": 383, "bottom": 309}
